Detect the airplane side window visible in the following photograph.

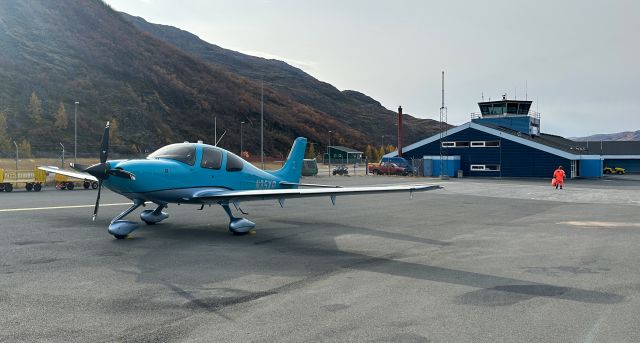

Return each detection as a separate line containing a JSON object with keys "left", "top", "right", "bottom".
{"left": 201, "top": 147, "right": 222, "bottom": 170}
{"left": 226, "top": 153, "right": 244, "bottom": 172}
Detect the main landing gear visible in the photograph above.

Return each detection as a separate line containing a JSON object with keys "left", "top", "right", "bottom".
{"left": 220, "top": 202, "right": 255, "bottom": 235}
{"left": 107, "top": 200, "right": 169, "bottom": 239}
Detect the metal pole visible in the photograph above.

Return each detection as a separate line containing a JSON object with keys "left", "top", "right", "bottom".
{"left": 59, "top": 143, "right": 65, "bottom": 168}
{"left": 13, "top": 140, "right": 18, "bottom": 171}
{"left": 261, "top": 79, "right": 264, "bottom": 169}
{"left": 240, "top": 121, "right": 244, "bottom": 156}
{"left": 74, "top": 101, "right": 78, "bottom": 164}
{"left": 328, "top": 130, "right": 332, "bottom": 176}
{"left": 214, "top": 116, "right": 217, "bottom": 146}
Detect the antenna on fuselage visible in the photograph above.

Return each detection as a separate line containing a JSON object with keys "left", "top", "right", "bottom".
{"left": 216, "top": 130, "right": 226, "bottom": 146}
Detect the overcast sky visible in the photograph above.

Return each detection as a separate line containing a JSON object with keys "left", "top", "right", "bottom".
{"left": 104, "top": 0, "right": 639, "bottom": 138}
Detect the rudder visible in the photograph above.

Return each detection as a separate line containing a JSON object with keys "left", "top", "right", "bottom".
{"left": 269, "top": 137, "right": 307, "bottom": 183}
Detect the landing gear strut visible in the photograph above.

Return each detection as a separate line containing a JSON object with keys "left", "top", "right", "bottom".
{"left": 220, "top": 202, "right": 255, "bottom": 235}
{"left": 108, "top": 199, "right": 145, "bottom": 239}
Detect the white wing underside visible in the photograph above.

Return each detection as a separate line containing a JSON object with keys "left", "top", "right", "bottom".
{"left": 194, "top": 184, "right": 441, "bottom": 203}
{"left": 38, "top": 166, "right": 98, "bottom": 182}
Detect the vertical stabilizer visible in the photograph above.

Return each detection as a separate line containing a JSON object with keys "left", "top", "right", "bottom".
{"left": 269, "top": 137, "right": 307, "bottom": 183}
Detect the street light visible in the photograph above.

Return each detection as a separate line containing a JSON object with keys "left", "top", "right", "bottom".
{"left": 381, "top": 135, "right": 385, "bottom": 148}
{"left": 13, "top": 140, "right": 18, "bottom": 171}
{"left": 328, "top": 130, "right": 332, "bottom": 176}
{"left": 74, "top": 101, "right": 79, "bottom": 164}
{"left": 261, "top": 79, "right": 264, "bottom": 169}
{"left": 240, "top": 121, "right": 245, "bottom": 156}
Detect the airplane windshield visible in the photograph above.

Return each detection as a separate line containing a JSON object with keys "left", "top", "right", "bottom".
{"left": 148, "top": 143, "right": 196, "bottom": 166}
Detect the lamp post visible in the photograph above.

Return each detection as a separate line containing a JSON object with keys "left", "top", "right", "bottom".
{"left": 13, "top": 140, "right": 18, "bottom": 171}
{"left": 240, "top": 121, "right": 245, "bottom": 156}
{"left": 260, "top": 79, "right": 264, "bottom": 169}
{"left": 59, "top": 143, "right": 65, "bottom": 169}
{"left": 381, "top": 135, "right": 385, "bottom": 149}
{"left": 74, "top": 101, "right": 79, "bottom": 164}
{"left": 328, "top": 130, "right": 332, "bottom": 176}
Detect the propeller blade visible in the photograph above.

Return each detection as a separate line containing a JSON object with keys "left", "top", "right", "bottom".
{"left": 99, "top": 121, "right": 110, "bottom": 164}
{"left": 108, "top": 169, "right": 136, "bottom": 180}
{"left": 92, "top": 180, "right": 102, "bottom": 221}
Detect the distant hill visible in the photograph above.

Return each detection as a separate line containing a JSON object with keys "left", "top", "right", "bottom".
{"left": 120, "top": 13, "right": 445, "bottom": 153}
{"left": 0, "top": 0, "right": 444, "bottom": 158}
{"left": 571, "top": 131, "right": 640, "bottom": 142}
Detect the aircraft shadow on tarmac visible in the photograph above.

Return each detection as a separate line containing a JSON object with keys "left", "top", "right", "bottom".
{"left": 116, "top": 218, "right": 624, "bottom": 310}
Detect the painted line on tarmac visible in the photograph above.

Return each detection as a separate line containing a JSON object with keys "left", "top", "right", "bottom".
{"left": 0, "top": 203, "right": 134, "bottom": 213}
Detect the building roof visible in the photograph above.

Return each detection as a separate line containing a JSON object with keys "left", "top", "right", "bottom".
{"left": 385, "top": 121, "right": 640, "bottom": 159}
{"left": 329, "top": 146, "right": 362, "bottom": 153}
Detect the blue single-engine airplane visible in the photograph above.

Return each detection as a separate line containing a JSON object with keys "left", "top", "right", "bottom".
{"left": 40, "top": 122, "right": 440, "bottom": 239}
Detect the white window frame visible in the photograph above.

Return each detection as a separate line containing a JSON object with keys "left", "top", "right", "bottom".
{"left": 441, "top": 141, "right": 456, "bottom": 148}
{"left": 470, "top": 164, "right": 501, "bottom": 171}
{"left": 441, "top": 141, "right": 470, "bottom": 148}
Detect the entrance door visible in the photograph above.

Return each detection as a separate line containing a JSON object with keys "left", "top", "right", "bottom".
{"left": 571, "top": 160, "right": 578, "bottom": 178}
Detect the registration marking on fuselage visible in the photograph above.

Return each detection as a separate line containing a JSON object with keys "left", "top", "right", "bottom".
{"left": 0, "top": 203, "right": 136, "bottom": 213}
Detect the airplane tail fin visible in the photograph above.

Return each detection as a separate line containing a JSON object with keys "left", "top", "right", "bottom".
{"left": 269, "top": 137, "right": 307, "bottom": 183}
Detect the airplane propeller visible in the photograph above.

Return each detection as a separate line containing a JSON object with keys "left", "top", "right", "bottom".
{"left": 70, "top": 121, "right": 136, "bottom": 221}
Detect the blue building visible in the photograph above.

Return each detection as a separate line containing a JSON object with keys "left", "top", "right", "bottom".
{"left": 386, "top": 98, "right": 640, "bottom": 178}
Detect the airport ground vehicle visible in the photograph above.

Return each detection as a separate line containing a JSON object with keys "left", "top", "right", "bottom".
{"left": 54, "top": 172, "right": 99, "bottom": 190}
{"left": 332, "top": 165, "right": 349, "bottom": 176}
{"left": 0, "top": 168, "right": 46, "bottom": 192}
{"left": 603, "top": 167, "right": 625, "bottom": 175}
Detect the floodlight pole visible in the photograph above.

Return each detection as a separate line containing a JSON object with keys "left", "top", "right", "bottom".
{"left": 261, "top": 79, "right": 264, "bottom": 169}
{"left": 59, "top": 142, "right": 65, "bottom": 168}
{"left": 74, "top": 101, "right": 79, "bottom": 164}
{"left": 13, "top": 140, "right": 18, "bottom": 171}
{"left": 328, "top": 130, "right": 332, "bottom": 176}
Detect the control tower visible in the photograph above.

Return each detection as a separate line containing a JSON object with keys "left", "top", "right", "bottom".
{"left": 471, "top": 95, "right": 541, "bottom": 136}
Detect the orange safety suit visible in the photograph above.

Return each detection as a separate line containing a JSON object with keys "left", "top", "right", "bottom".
{"left": 553, "top": 168, "right": 566, "bottom": 186}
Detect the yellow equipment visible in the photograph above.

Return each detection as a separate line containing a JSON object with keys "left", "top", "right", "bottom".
{"left": 0, "top": 167, "right": 46, "bottom": 192}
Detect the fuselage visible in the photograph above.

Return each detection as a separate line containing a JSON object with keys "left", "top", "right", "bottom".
{"left": 103, "top": 143, "right": 287, "bottom": 205}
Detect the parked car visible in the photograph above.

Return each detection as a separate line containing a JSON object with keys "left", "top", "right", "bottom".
{"left": 368, "top": 157, "right": 415, "bottom": 175}
{"left": 603, "top": 167, "right": 625, "bottom": 175}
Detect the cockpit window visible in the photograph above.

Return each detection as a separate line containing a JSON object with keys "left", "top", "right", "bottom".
{"left": 148, "top": 143, "right": 196, "bottom": 166}
{"left": 226, "top": 153, "right": 244, "bottom": 172}
{"left": 201, "top": 146, "right": 222, "bottom": 170}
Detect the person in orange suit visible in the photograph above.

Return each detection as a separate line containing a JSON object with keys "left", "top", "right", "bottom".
{"left": 553, "top": 165, "right": 566, "bottom": 189}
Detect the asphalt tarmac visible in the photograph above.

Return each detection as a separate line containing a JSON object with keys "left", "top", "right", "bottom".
{"left": 1, "top": 175, "right": 640, "bottom": 342}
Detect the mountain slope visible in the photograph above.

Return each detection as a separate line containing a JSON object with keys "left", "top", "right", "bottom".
{"left": 571, "top": 131, "right": 640, "bottom": 142}
{"left": 121, "top": 13, "right": 444, "bottom": 151}
{"left": 0, "top": 0, "right": 442, "bottom": 158}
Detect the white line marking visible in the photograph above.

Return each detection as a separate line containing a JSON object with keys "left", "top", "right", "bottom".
{"left": 559, "top": 221, "right": 640, "bottom": 228}
{"left": 0, "top": 203, "right": 134, "bottom": 213}
{"left": 583, "top": 308, "right": 611, "bottom": 343}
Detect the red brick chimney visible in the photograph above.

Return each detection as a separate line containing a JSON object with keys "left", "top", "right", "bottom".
{"left": 397, "top": 106, "right": 403, "bottom": 157}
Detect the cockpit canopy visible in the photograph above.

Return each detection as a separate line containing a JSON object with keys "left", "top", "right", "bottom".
{"left": 148, "top": 143, "right": 196, "bottom": 165}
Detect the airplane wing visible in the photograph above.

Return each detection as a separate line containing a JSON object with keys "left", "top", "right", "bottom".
{"left": 193, "top": 184, "right": 441, "bottom": 204}
{"left": 38, "top": 166, "right": 98, "bottom": 182}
